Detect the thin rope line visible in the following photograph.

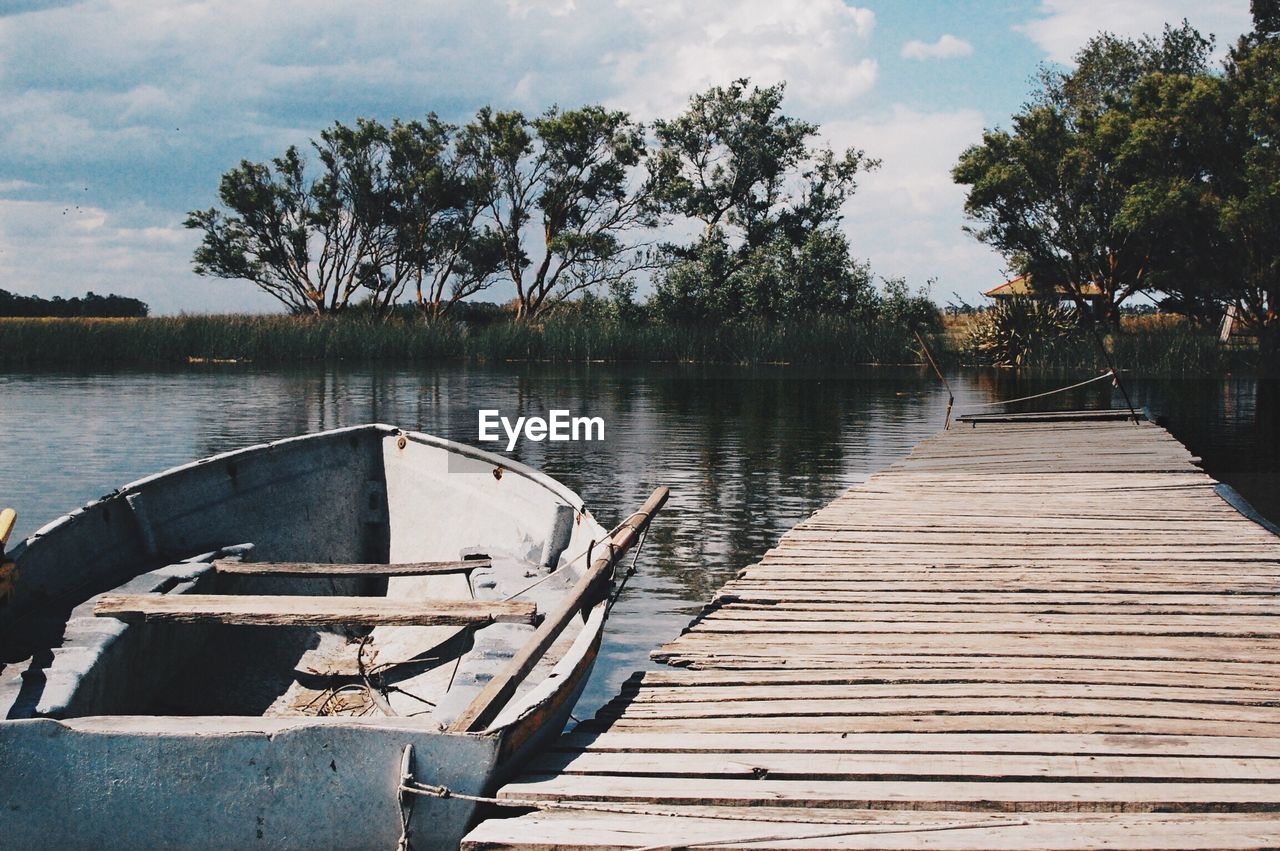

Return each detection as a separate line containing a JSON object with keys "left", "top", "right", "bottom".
{"left": 502, "top": 508, "right": 650, "bottom": 601}
{"left": 958, "top": 369, "right": 1114, "bottom": 409}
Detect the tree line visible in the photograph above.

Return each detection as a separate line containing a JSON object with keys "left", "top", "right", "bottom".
{"left": 187, "top": 80, "right": 884, "bottom": 325}
{"left": 0, "top": 289, "right": 149, "bottom": 318}
{"left": 953, "top": 3, "right": 1280, "bottom": 360}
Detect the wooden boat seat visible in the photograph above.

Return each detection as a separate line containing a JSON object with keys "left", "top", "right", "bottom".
{"left": 94, "top": 593, "right": 538, "bottom": 627}
{"left": 212, "top": 558, "right": 489, "bottom": 576}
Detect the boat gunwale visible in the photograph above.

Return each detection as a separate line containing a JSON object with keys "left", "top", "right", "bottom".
{"left": 11, "top": 423, "right": 599, "bottom": 562}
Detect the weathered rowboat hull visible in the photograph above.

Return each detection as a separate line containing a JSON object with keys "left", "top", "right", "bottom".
{"left": 0, "top": 424, "right": 631, "bottom": 849}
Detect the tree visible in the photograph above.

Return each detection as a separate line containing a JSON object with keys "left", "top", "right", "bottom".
{"left": 1111, "top": 69, "right": 1227, "bottom": 321}
{"left": 953, "top": 24, "right": 1212, "bottom": 325}
{"left": 187, "top": 147, "right": 335, "bottom": 314}
{"left": 0, "top": 289, "right": 149, "bottom": 317}
{"left": 459, "top": 105, "right": 658, "bottom": 320}
{"left": 650, "top": 79, "right": 877, "bottom": 321}
{"left": 383, "top": 119, "right": 504, "bottom": 319}
{"left": 187, "top": 117, "right": 501, "bottom": 317}
{"left": 651, "top": 227, "right": 876, "bottom": 322}
{"left": 1114, "top": 27, "right": 1280, "bottom": 364}
{"left": 1217, "top": 34, "right": 1280, "bottom": 361}
{"left": 1254, "top": 0, "right": 1280, "bottom": 36}
{"left": 653, "top": 80, "right": 874, "bottom": 254}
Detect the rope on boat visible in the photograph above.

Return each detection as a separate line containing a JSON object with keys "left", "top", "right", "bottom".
{"left": 502, "top": 507, "right": 652, "bottom": 602}
{"left": 957, "top": 369, "right": 1115, "bottom": 410}
{"left": 606, "top": 520, "right": 651, "bottom": 614}
{"left": 398, "top": 777, "right": 1029, "bottom": 832}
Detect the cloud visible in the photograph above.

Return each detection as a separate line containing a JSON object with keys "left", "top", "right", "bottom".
{"left": 900, "top": 34, "right": 973, "bottom": 61}
{"left": 0, "top": 0, "right": 934, "bottom": 312}
{"left": 0, "top": 0, "right": 80, "bottom": 17}
{"left": 829, "top": 106, "right": 1005, "bottom": 299}
{"left": 1016, "top": 0, "right": 1252, "bottom": 65}
{"left": 604, "top": 0, "right": 878, "bottom": 117}
{"left": 0, "top": 199, "right": 278, "bottom": 314}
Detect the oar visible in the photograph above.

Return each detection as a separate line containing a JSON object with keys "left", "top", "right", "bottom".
{"left": 0, "top": 508, "right": 15, "bottom": 604}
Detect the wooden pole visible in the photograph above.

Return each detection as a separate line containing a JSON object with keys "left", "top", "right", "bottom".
{"left": 448, "top": 486, "right": 670, "bottom": 733}
{"left": 914, "top": 331, "right": 955, "bottom": 430}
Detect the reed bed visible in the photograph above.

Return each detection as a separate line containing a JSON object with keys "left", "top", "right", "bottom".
{"left": 0, "top": 314, "right": 930, "bottom": 367}
{"left": 0, "top": 313, "right": 1257, "bottom": 373}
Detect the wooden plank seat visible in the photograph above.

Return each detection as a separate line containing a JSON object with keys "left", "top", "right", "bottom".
{"left": 211, "top": 558, "right": 489, "bottom": 577}
{"left": 94, "top": 593, "right": 537, "bottom": 627}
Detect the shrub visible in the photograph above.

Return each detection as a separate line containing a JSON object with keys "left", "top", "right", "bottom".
{"left": 966, "top": 298, "right": 1084, "bottom": 366}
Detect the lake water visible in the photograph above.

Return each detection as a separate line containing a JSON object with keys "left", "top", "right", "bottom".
{"left": 1, "top": 364, "right": 1276, "bottom": 719}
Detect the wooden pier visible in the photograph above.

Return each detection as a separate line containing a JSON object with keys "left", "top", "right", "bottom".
{"left": 464, "top": 415, "right": 1280, "bottom": 849}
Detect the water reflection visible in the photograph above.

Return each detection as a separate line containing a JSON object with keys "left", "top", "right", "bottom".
{"left": 1, "top": 364, "right": 1275, "bottom": 718}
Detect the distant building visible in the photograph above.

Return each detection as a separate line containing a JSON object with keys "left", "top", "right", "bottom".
{"left": 983, "top": 274, "right": 1103, "bottom": 304}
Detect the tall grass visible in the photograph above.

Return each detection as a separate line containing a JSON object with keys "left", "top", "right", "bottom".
{"left": 0, "top": 312, "right": 1257, "bottom": 373}
{"left": 2, "top": 315, "right": 466, "bottom": 366}
{"left": 1, "top": 314, "right": 930, "bottom": 368}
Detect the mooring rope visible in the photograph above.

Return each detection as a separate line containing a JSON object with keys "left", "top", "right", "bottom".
{"left": 958, "top": 369, "right": 1115, "bottom": 410}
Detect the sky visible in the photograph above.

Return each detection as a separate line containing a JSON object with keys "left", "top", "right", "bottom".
{"left": 0, "top": 0, "right": 1255, "bottom": 314}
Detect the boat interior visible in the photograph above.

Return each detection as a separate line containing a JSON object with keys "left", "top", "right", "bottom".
{"left": 0, "top": 425, "right": 609, "bottom": 731}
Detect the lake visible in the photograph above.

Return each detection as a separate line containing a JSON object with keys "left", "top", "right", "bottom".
{"left": 1, "top": 364, "right": 1276, "bottom": 719}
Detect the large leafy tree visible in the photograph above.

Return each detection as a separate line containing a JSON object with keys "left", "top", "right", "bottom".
{"left": 459, "top": 105, "right": 658, "bottom": 320}
{"left": 383, "top": 119, "right": 504, "bottom": 319}
{"left": 651, "top": 79, "right": 877, "bottom": 321}
{"left": 1216, "top": 33, "right": 1280, "bottom": 361}
{"left": 1111, "top": 67, "right": 1226, "bottom": 321}
{"left": 651, "top": 227, "right": 876, "bottom": 322}
{"left": 1255, "top": 0, "right": 1280, "bottom": 36}
{"left": 953, "top": 24, "right": 1212, "bottom": 325}
{"left": 187, "top": 117, "right": 501, "bottom": 317}
{"left": 1113, "top": 17, "right": 1280, "bottom": 364}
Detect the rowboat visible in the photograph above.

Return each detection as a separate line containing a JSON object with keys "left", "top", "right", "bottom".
{"left": 0, "top": 424, "right": 667, "bottom": 849}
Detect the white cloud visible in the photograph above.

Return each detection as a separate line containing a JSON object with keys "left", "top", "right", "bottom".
{"left": 1017, "top": 0, "right": 1252, "bottom": 65}
{"left": 900, "top": 34, "right": 973, "bottom": 61}
{"left": 829, "top": 106, "right": 1005, "bottom": 301}
{"left": 0, "top": 0, "right": 908, "bottom": 312}
{"left": 0, "top": 199, "right": 279, "bottom": 314}
{"left": 605, "top": 0, "right": 878, "bottom": 117}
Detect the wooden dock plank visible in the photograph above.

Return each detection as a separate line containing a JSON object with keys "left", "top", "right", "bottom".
{"left": 496, "top": 774, "right": 1280, "bottom": 811}
{"left": 464, "top": 416, "right": 1280, "bottom": 849}
{"left": 551, "top": 731, "right": 1280, "bottom": 757}
{"left": 464, "top": 810, "right": 1280, "bottom": 850}
{"left": 525, "top": 749, "right": 1280, "bottom": 781}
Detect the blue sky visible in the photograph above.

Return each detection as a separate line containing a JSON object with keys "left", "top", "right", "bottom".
{"left": 0, "top": 0, "right": 1253, "bottom": 314}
